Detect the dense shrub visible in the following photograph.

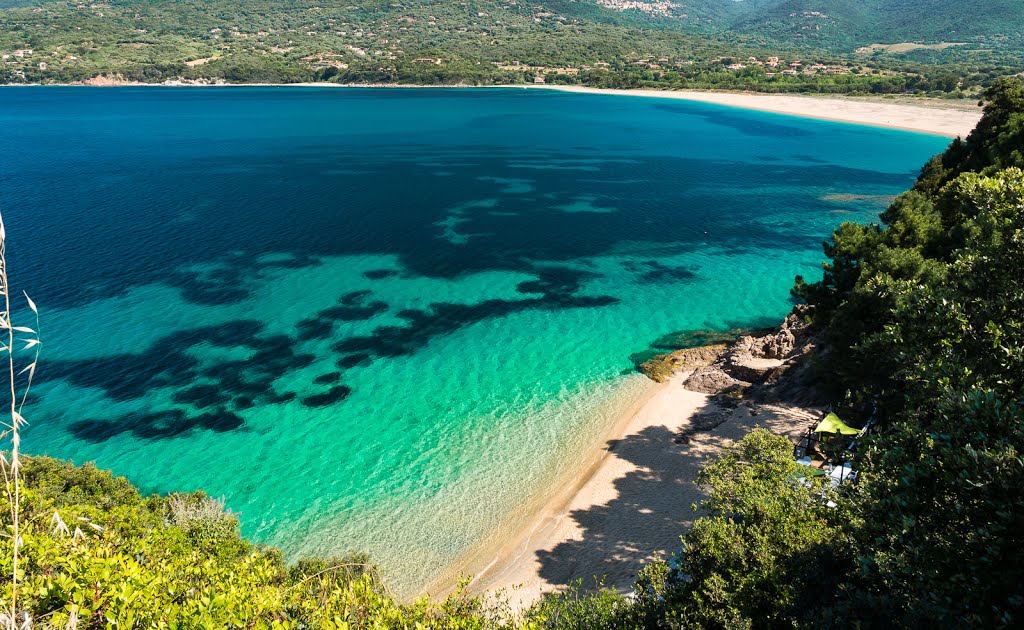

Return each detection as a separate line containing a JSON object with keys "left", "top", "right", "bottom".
{"left": 0, "top": 456, "right": 502, "bottom": 628}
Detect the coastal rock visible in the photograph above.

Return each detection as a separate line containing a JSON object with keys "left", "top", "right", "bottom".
{"left": 683, "top": 365, "right": 743, "bottom": 393}
{"left": 161, "top": 77, "right": 228, "bottom": 86}
{"left": 721, "top": 356, "right": 786, "bottom": 384}
{"left": 639, "top": 344, "right": 726, "bottom": 383}
{"left": 81, "top": 74, "right": 130, "bottom": 86}
{"left": 679, "top": 305, "right": 821, "bottom": 401}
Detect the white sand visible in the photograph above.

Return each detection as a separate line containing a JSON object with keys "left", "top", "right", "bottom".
{"left": 444, "top": 371, "right": 818, "bottom": 612}
{"left": 526, "top": 85, "right": 981, "bottom": 138}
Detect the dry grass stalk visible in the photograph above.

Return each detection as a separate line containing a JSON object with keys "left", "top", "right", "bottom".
{"left": 162, "top": 492, "right": 235, "bottom": 530}
{"left": 0, "top": 211, "right": 41, "bottom": 627}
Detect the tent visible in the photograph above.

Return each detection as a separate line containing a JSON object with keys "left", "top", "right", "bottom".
{"left": 814, "top": 412, "right": 859, "bottom": 436}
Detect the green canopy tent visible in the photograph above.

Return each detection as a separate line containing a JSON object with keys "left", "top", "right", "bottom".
{"left": 815, "top": 412, "right": 859, "bottom": 436}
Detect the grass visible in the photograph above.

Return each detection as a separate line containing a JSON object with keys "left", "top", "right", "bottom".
{"left": 0, "top": 210, "right": 40, "bottom": 628}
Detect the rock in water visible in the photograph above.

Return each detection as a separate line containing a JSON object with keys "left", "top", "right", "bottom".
{"left": 639, "top": 343, "right": 727, "bottom": 382}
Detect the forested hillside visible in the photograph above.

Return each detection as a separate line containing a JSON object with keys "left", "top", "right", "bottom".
{"left": 663, "top": 74, "right": 1024, "bottom": 627}
{"left": 726, "top": 0, "right": 1024, "bottom": 52}
{"left": 0, "top": 0, "right": 1021, "bottom": 89}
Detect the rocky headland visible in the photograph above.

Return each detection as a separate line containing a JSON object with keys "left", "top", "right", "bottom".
{"left": 641, "top": 305, "right": 822, "bottom": 403}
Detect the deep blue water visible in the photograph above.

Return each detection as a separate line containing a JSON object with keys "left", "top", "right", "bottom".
{"left": 0, "top": 87, "right": 949, "bottom": 593}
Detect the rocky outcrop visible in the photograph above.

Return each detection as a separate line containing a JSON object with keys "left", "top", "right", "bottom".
{"left": 639, "top": 343, "right": 726, "bottom": 383}
{"left": 725, "top": 306, "right": 813, "bottom": 380}
{"left": 81, "top": 74, "right": 131, "bottom": 86}
{"left": 682, "top": 363, "right": 742, "bottom": 393}
{"left": 681, "top": 305, "right": 820, "bottom": 402}
{"left": 636, "top": 305, "right": 821, "bottom": 401}
{"left": 663, "top": 307, "right": 823, "bottom": 403}
{"left": 160, "top": 77, "right": 229, "bottom": 86}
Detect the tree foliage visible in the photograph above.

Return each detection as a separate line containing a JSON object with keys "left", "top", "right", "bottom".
{"left": 1, "top": 456, "right": 504, "bottom": 628}
{"left": 789, "top": 76, "right": 1024, "bottom": 626}
{"left": 667, "top": 429, "right": 844, "bottom": 629}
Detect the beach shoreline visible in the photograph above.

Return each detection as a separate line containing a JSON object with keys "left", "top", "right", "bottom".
{"left": 521, "top": 85, "right": 981, "bottom": 137}
{"left": 451, "top": 370, "right": 704, "bottom": 606}
{"left": 434, "top": 365, "right": 819, "bottom": 612}
{"left": 4, "top": 81, "right": 980, "bottom": 137}
{"left": 421, "top": 373, "right": 664, "bottom": 598}
{"left": 443, "top": 309, "right": 825, "bottom": 611}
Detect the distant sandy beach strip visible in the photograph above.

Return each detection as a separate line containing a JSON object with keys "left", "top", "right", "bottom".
{"left": 524, "top": 85, "right": 981, "bottom": 138}
{"left": 433, "top": 370, "right": 819, "bottom": 612}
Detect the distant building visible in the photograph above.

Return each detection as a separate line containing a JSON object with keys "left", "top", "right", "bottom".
{"left": 533, "top": 75, "right": 546, "bottom": 84}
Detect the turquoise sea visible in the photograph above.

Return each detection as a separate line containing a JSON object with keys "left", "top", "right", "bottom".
{"left": 0, "top": 87, "right": 949, "bottom": 594}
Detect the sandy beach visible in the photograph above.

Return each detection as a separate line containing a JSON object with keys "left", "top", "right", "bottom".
{"left": 525, "top": 85, "right": 981, "bottom": 138}
{"left": 442, "top": 370, "right": 819, "bottom": 612}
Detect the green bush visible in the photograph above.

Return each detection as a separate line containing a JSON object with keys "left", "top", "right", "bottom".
{"left": 1, "top": 456, "right": 502, "bottom": 628}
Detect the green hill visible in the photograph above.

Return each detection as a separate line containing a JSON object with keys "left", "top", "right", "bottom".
{"left": 725, "top": 0, "right": 1024, "bottom": 51}
{"left": 534, "top": 0, "right": 1024, "bottom": 52}
{"left": 1, "top": 0, "right": 1021, "bottom": 89}
{"left": 0, "top": 0, "right": 756, "bottom": 84}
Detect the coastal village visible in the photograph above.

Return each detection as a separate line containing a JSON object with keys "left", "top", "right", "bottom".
{"left": 1, "top": 35, "right": 868, "bottom": 84}
{"left": 497, "top": 54, "right": 858, "bottom": 84}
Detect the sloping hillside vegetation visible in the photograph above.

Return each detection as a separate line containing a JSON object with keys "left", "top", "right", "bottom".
{"left": 726, "top": 0, "right": 1024, "bottom": 52}
{"left": 0, "top": 0, "right": 1021, "bottom": 90}
{"left": 0, "top": 456, "right": 501, "bottom": 627}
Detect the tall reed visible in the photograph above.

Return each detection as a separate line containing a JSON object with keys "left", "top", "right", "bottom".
{"left": 0, "top": 211, "right": 41, "bottom": 626}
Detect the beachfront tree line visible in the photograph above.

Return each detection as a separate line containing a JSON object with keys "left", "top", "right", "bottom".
{"left": 1, "top": 78, "right": 1022, "bottom": 628}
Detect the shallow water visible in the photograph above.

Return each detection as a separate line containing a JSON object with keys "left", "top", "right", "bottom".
{"left": 0, "top": 87, "right": 948, "bottom": 594}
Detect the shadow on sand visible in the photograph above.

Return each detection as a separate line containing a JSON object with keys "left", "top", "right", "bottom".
{"left": 533, "top": 398, "right": 811, "bottom": 593}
